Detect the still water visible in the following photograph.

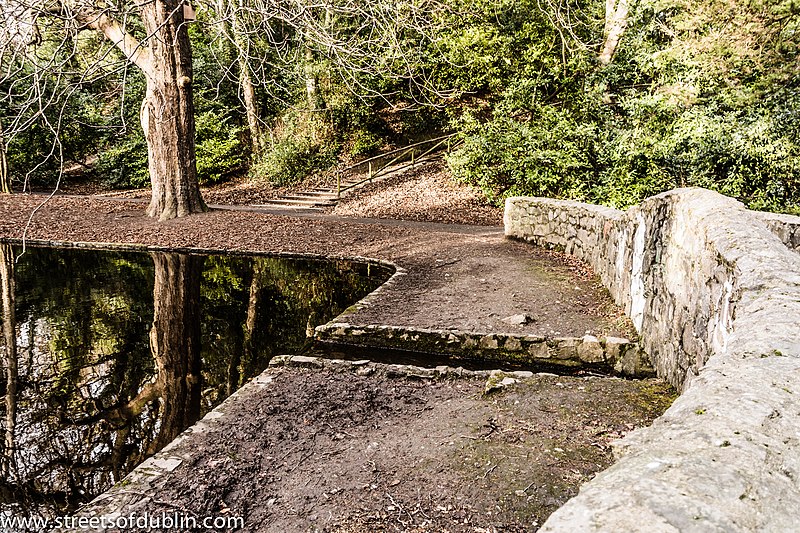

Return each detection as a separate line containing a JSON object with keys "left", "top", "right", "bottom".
{"left": 0, "top": 243, "right": 390, "bottom": 522}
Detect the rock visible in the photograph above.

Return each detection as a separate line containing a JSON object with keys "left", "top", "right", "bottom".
{"left": 577, "top": 335, "right": 605, "bottom": 363}
{"left": 355, "top": 366, "right": 374, "bottom": 376}
{"left": 484, "top": 372, "right": 519, "bottom": 394}
{"left": 479, "top": 335, "right": 499, "bottom": 349}
{"left": 502, "top": 313, "right": 535, "bottom": 325}
{"left": 289, "top": 355, "right": 324, "bottom": 368}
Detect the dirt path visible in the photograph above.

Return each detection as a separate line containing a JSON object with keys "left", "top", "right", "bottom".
{"left": 0, "top": 194, "right": 632, "bottom": 340}
{"left": 81, "top": 362, "right": 673, "bottom": 533}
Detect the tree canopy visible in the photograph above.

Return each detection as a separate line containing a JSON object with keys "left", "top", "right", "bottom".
{"left": 0, "top": 0, "right": 797, "bottom": 215}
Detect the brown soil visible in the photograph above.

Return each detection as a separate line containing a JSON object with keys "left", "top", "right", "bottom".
{"left": 127, "top": 365, "right": 674, "bottom": 533}
{"left": 329, "top": 160, "right": 503, "bottom": 227}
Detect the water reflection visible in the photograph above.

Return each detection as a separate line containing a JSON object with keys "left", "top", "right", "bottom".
{"left": 0, "top": 244, "right": 389, "bottom": 523}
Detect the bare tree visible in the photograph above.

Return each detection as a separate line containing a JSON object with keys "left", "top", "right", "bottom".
{"left": 0, "top": 119, "right": 9, "bottom": 194}
{"left": 206, "top": 0, "right": 460, "bottom": 110}
{"left": 0, "top": 0, "right": 462, "bottom": 221}
{"left": 215, "top": 0, "right": 267, "bottom": 154}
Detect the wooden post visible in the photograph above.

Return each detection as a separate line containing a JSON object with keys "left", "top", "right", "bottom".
{"left": 368, "top": 162, "right": 372, "bottom": 182}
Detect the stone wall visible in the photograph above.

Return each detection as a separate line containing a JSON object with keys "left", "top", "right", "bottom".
{"left": 756, "top": 210, "right": 800, "bottom": 252}
{"left": 505, "top": 188, "right": 800, "bottom": 531}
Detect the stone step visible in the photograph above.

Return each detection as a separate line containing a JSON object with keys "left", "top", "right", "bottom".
{"left": 288, "top": 192, "right": 338, "bottom": 199}
{"left": 252, "top": 201, "right": 325, "bottom": 211}
{"left": 279, "top": 195, "right": 337, "bottom": 204}
{"left": 265, "top": 198, "right": 334, "bottom": 207}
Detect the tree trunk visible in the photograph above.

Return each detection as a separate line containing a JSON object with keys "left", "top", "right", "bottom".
{"left": 238, "top": 258, "right": 266, "bottom": 391}
{"left": 0, "top": 243, "right": 17, "bottom": 478}
{"left": 148, "top": 252, "right": 203, "bottom": 453}
{"left": 139, "top": 0, "right": 207, "bottom": 221}
{"left": 599, "top": 0, "right": 631, "bottom": 65}
{"left": 304, "top": 45, "right": 319, "bottom": 111}
{"left": 0, "top": 119, "right": 10, "bottom": 194}
{"left": 231, "top": 0, "right": 265, "bottom": 155}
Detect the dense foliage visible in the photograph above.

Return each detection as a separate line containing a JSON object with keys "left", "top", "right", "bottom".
{"left": 447, "top": 0, "right": 800, "bottom": 213}
{"left": 1, "top": 0, "right": 798, "bottom": 213}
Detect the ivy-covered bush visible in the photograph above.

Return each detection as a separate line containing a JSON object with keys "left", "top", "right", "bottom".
{"left": 445, "top": 0, "right": 800, "bottom": 214}
{"left": 96, "top": 134, "right": 150, "bottom": 189}
{"left": 195, "top": 110, "right": 244, "bottom": 184}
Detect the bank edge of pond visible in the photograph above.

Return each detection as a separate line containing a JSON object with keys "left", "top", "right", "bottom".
{"left": 0, "top": 237, "right": 403, "bottom": 274}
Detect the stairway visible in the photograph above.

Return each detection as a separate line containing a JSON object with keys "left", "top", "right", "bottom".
{"left": 252, "top": 137, "right": 455, "bottom": 211}
{"left": 253, "top": 177, "right": 370, "bottom": 210}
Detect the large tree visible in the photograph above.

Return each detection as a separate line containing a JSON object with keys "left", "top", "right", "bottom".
{"left": 1, "top": 0, "right": 207, "bottom": 220}
{"left": 73, "top": 0, "right": 206, "bottom": 219}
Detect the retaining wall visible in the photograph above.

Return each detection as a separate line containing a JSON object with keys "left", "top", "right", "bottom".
{"left": 505, "top": 188, "right": 800, "bottom": 531}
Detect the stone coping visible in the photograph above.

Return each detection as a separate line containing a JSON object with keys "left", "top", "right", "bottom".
{"left": 314, "top": 323, "right": 653, "bottom": 377}
{"left": 505, "top": 188, "right": 800, "bottom": 531}
{"left": 755, "top": 210, "right": 800, "bottom": 252}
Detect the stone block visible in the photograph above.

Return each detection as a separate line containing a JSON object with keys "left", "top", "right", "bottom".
{"left": 527, "top": 341, "right": 550, "bottom": 359}
{"left": 503, "top": 336, "right": 523, "bottom": 351}
{"left": 290, "top": 355, "right": 324, "bottom": 368}
{"left": 555, "top": 338, "right": 579, "bottom": 360}
{"left": 577, "top": 335, "right": 604, "bottom": 363}
{"left": 479, "top": 335, "right": 499, "bottom": 349}
{"left": 603, "top": 337, "right": 630, "bottom": 362}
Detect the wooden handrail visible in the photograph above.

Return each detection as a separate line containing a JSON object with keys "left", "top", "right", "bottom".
{"left": 336, "top": 134, "right": 463, "bottom": 197}
{"left": 339, "top": 133, "right": 457, "bottom": 174}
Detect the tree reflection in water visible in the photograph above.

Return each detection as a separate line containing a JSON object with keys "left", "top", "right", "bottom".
{"left": 0, "top": 245, "right": 389, "bottom": 522}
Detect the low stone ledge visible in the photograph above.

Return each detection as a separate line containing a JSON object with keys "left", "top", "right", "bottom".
{"left": 314, "top": 323, "right": 653, "bottom": 377}
{"left": 64, "top": 370, "right": 277, "bottom": 531}
{"left": 269, "top": 354, "right": 496, "bottom": 379}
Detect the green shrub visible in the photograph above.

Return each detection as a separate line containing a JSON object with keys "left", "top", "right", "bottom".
{"left": 96, "top": 134, "right": 150, "bottom": 189}
{"left": 251, "top": 137, "right": 338, "bottom": 186}
{"left": 447, "top": 106, "right": 597, "bottom": 205}
{"left": 96, "top": 110, "right": 243, "bottom": 188}
{"left": 195, "top": 110, "right": 244, "bottom": 184}
{"left": 350, "top": 130, "right": 383, "bottom": 156}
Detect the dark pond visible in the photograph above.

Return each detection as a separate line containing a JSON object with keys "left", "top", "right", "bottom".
{"left": 0, "top": 242, "right": 390, "bottom": 523}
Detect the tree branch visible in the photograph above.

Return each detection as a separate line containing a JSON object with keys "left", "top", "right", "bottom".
{"left": 82, "top": 11, "right": 153, "bottom": 76}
